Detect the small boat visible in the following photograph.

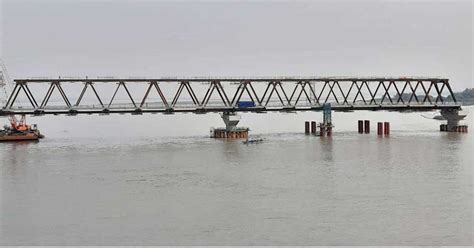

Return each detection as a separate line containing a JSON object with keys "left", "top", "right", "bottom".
{"left": 0, "top": 115, "right": 44, "bottom": 142}
{"left": 243, "top": 138, "right": 263, "bottom": 144}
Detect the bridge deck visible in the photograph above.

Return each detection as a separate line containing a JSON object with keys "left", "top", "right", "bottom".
{"left": 0, "top": 103, "right": 461, "bottom": 116}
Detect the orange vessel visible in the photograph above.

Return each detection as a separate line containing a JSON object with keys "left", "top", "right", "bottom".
{"left": 0, "top": 115, "right": 44, "bottom": 142}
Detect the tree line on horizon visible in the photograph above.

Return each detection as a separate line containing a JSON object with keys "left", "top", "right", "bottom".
{"left": 376, "top": 88, "right": 474, "bottom": 105}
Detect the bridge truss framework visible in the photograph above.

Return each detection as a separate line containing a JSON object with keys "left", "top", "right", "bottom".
{"left": 0, "top": 77, "right": 460, "bottom": 116}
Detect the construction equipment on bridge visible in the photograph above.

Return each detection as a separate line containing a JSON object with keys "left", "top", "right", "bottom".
{"left": 1, "top": 60, "right": 44, "bottom": 141}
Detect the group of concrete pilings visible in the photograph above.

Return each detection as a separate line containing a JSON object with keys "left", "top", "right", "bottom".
{"left": 210, "top": 128, "right": 249, "bottom": 138}
{"left": 210, "top": 112, "right": 250, "bottom": 139}
{"left": 304, "top": 121, "right": 333, "bottom": 136}
{"left": 210, "top": 109, "right": 469, "bottom": 139}
{"left": 357, "top": 120, "right": 391, "bottom": 136}
{"left": 440, "top": 124, "right": 468, "bottom": 133}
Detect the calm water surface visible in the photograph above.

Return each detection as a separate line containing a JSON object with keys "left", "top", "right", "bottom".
{"left": 1, "top": 108, "right": 473, "bottom": 245}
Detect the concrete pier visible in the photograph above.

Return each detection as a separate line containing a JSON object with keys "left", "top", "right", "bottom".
{"left": 440, "top": 108, "right": 467, "bottom": 132}
{"left": 211, "top": 128, "right": 249, "bottom": 138}
{"left": 211, "top": 112, "right": 249, "bottom": 139}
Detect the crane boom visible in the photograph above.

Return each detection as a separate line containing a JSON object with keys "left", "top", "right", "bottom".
{"left": 0, "top": 60, "right": 30, "bottom": 131}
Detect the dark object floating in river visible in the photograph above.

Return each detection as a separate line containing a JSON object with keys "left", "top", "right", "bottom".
{"left": 243, "top": 138, "right": 263, "bottom": 144}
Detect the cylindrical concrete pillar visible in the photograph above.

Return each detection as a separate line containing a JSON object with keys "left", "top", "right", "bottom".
{"left": 305, "top": 121, "right": 310, "bottom": 134}
{"left": 442, "top": 124, "right": 448, "bottom": 132}
{"left": 364, "top": 120, "right": 370, "bottom": 134}
{"left": 327, "top": 127, "right": 332, "bottom": 136}
{"left": 358, "top": 120, "right": 364, "bottom": 134}
{"left": 384, "top": 122, "right": 390, "bottom": 135}
{"left": 377, "top": 122, "right": 383, "bottom": 135}
{"left": 319, "top": 125, "right": 325, "bottom": 137}
{"left": 311, "top": 121, "right": 317, "bottom": 134}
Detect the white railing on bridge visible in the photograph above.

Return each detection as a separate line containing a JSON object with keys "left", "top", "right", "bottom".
{"left": 3, "top": 101, "right": 461, "bottom": 112}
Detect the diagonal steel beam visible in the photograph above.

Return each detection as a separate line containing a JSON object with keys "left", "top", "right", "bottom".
{"left": 408, "top": 81, "right": 420, "bottom": 103}
{"left": 6, "top": 83, "right": 20, "bottom": 108}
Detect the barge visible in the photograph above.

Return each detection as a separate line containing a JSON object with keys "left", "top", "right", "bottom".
{"left": 0, "top": 115, "right": 44, "bottom": 142}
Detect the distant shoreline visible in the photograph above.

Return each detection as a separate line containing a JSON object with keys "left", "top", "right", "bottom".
{"left": 452, "top": 88, "right": 474, "bottom": 106}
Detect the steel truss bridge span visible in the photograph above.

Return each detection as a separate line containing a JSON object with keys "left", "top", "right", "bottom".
{"left": 1, "top": 77, "right": 460, "bottom": 116}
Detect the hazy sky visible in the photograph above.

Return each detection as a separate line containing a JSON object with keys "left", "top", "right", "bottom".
{"left": 1, "top": 0, "right": 472, "bottom": 90}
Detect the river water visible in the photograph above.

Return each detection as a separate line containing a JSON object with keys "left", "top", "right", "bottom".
{"left": 0, "top": 107, "right": 472, "bottom": 245}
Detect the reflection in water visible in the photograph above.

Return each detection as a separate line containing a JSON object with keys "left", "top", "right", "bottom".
{"left": 1, "top": 141, "right": 38, "bottom": 176}
{"left": 319, "top": 137, "right": 333, "bottom": 163}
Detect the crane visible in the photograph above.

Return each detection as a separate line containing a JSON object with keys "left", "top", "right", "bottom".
{"left": 0, "top": 59, "right": 35, "bottom": 133}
